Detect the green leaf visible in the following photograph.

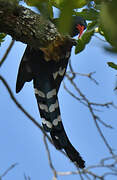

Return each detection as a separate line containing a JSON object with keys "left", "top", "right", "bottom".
{"left": 76, "top": 8, "right": 99, "bottom": 21}
{"left": 104, "top": 47, "right": 117, "bottom": 54}
{"left": 87, "top": 21, "right": 98, "bottom": 31}
{"left": 50, "top": 0, "right": 86, "bottom": 9}
{"left": 24, "top": 0, "right": 43, "bottom": 6}
{"left": 75, "top": 28, "right": 94, "bottom": 54}
{"left": 94, "top": 0, "right": 102, "bottom": 4}
{"left": 107, "top": 62, "right": 117, "bottom": 70}
{"left": 72, "top": 0, "right": 87, "bottom": 8}
{"left": 58, "top": 0, "right": 74, "bottom": 35}
{"left": 100, "top": 1, "right": 117, "bottom": 49}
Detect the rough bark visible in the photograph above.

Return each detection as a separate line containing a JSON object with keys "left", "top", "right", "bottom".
{"left": 0, "top": 0, "right": 76, "bottom": 61}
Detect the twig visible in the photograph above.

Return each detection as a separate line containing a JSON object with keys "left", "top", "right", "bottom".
{"left": 96, "top": 116, "right": 113, "bottom": 129}
{"left": 68, "top": 59, "right": 99, "bottom": 84}
{"left": 0, "top": 163, "right": 18, "bottom": 178}
{"left": 63, "top": 81, "right": 112, "bottom": 117}
{"left": 66, "top": 71, "right": 99, "bottom": 85}
{"left": 77, "top": 167, "right": 84, "bottom": 180}
{"left": 83, "top": 173, "right": 92, "bottom": 180}
{"left": 24, "top": 174, "right": 31, "bottom": 180}
{"left": 0, "top": 39, "right": 15, "bottom": 67}
{"left": 63, "top": 81, "right": 87, "bottom": 106}
{"left": 94, "top": 34, "right": 106, "bottom": 42}
{"left": 102, "top": 172, "right": 117, "bottom": 178}
{"left": 88, "top": 103, "right": 114, "bottom": 156}
{"left": 57, "top": 170, "right": 102, "bottom": 179}
{"left": 91, "top": 102, "right": 113, "bottom": 108}
{"left": 43, "top": 135, "right": 57, "bottom": 180}
{"left": 64, "top": 78, "right": 114, "bottom": 129}
{"left": 0, "top": 75, "right": 52, "bottom": 144}
{"left": 65, "top": 73, "right": 114, "bottom": 156}
{"left": 100, "top": 156, "right": 117, "bottom": 166}
{"left": 68, "top": 59, "right": 76, "bottom": 80}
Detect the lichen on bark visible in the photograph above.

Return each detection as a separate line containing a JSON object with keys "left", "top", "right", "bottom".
{"left": 0, "top": 0, "right": 76, "bottom": 61}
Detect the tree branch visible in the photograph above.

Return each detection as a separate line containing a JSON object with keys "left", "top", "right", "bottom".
{"left": 0, "top": 0, "right": 58, "bottom": 48}
{"left": 0, "top": 0, "right": 76, "bottom": 61}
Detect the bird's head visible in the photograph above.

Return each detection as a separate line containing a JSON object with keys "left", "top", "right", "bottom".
{"left": 53, "top": 16, "right": 87, "bottom": 38}
{"left": 70, "top": 16, "right": 87, "bottom": 38}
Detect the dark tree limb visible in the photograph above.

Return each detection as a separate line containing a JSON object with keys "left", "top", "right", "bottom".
{"left": 0, "top": 0, "right": 76, "bottom": 61}
{"left": 0, "top": 0, "right": 59, "bottom": 48}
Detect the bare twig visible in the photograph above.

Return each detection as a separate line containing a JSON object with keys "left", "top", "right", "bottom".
{"left": 24, "top": 174, "right": 31, "bottom": 180}
{"left": 63, "top": 81, "right": 87, "bottom": 106}
{"left": 43, "top": 135, "right": 57, "bottom": 180}
{"left": 66, "top": 71, "right": 99, "bottom": 85}
{"left": 100, "top": 156, "right": 117, "bottom": 166}
{"left": 96, "top": 116, "right": 113, "bottom": 129}
{"left": 0, "top": 39, "right": 15, "bottom": 67}
{"left": 65, "top": 73, "right": 115, "bottom": 156}
{"left": 77, "top": 167, "right": 85, "bottom": 180}
{"left": 0, "top": 75, "right": 52, "bottom": 144}
{"left": 68, "top": 59, "right": 76, "bottom": 80}
{"left": 91, "top": 102, "right": 113, "bottom": 108}
{"left": 0, "top": 163, "right": 18, "bottom": 179}
{"left": 94, "top": 34, "right": 106, "bottom": 42}
{"left": 88, "top": 104, "right": 114, "bottom": 155}
{"left": 57, "top": 169, "right": 102, "bottom": 179}
{"left": 68, "top": 59, "right": 99, "bottom": 84}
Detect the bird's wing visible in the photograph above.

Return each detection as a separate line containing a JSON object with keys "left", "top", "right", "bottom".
{"left": 16, "top": 46, "right": 33, "bottom": 93}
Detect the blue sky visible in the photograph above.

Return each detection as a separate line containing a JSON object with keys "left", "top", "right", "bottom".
{"left": 0, "top": 5, "right": 117, "bottom": 180}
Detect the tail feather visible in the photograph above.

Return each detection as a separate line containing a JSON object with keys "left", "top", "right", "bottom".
{"left": 33, "top": 76, "right": 63, "bottom": 132}
{"left": 64, "top": 143, "right": 85, "bottom": 168}
{"left": 34, "top": 77, "right": 85, "bottom": 168}
{"left": 50, "top": 122, "right": 85, "bottom": 168}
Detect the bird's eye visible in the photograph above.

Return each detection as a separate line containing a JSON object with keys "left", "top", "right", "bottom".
{"left": 77, "top": 24, "right": 85, "bottom": 38}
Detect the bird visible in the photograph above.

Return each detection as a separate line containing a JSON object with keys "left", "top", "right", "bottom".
{"left": 16, "top": 16, "right": 87, "bottom": 168}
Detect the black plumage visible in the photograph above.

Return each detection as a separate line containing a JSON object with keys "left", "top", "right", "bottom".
{"left": 16, "top": 16, "right": 87, "bottom": 168}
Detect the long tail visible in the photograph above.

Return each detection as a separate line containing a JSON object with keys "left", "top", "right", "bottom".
{"left": 33, "top": 77, "right": 85, "bottom": 168}
{"left": 50, "top": 124, "right": 85, "bottom": 168}
{"left": 33, "top": 75, "right": 63, "bottom": 132}
{"left": 16, "top": 45, "right": 85, "bottom": 168}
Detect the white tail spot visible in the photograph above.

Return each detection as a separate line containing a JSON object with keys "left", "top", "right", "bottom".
{"left": 47, "top": 89, "right": 56, "bottom": 99}
{"left": 53, "top": 67, "right": 65, "bottom": 80}
{"left": 42, "top": 118, "right": 52, "bottom": 129}
{"left": 53, "top": 115, "right": 61, "bottom": 126}
{"left": 49, "top": 100, "right": 58, "bottom": 112}
{"left": 65, "top": 51, "right": 70, "bottom": 58}
{"left": 53, "top": 71, "right": 58, "bottom": 80}
{"left": 34, "top": 88, "right": 45, "bottom": 98}
{"left": 55, "top": 136, "right": 59, "bottom": 139}
{"left": 59, "top": 67, "right": 65, "bottom": 76}
{"left": 39, "top": 104, "right": 48, "bottom": 112}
